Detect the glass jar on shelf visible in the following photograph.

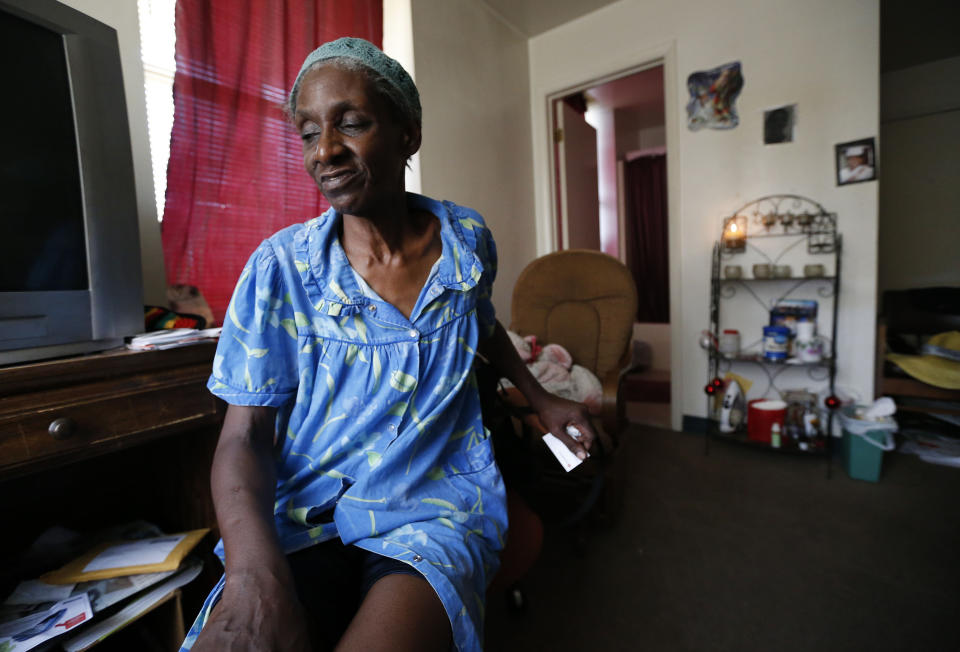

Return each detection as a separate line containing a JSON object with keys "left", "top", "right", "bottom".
{"left": 719, "top": 329, "right": 741, "bottom": 357}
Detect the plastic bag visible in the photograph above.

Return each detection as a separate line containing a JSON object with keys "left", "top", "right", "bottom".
{"left": 840, "top": 405, "right": 897, "bottom": 451}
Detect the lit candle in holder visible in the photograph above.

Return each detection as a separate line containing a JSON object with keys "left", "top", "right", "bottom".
{"left": 722, "top": 216, "right": 746, "bottom": 252}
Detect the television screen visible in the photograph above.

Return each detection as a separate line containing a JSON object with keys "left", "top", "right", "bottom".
{"left": 0, "top": 9, "right": 88, "bottom": 292}
{"left": 0, "top": 0, "right": 143, "bottom": 366}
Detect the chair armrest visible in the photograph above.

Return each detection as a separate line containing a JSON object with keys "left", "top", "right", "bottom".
{"left": 600, "top": 368, "right": 625, "bottom": 447}
{"left": 599, "top": 350, "right": 633, "bottom": 448}
{"left": 498, "top": 386, "right": 547, "bottom": 435}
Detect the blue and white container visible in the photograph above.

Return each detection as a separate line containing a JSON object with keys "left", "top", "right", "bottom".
{"left": 762, "top": 325, "right": 790, "bottom": 360}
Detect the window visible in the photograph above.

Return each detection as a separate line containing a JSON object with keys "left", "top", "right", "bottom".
{"left": 137, "top": 0, "right": 176, "bottom": 222}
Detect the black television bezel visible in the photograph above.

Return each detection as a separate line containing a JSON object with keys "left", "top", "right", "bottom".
{"left": 0, "top": 0, "right": 143, "bottom": 366}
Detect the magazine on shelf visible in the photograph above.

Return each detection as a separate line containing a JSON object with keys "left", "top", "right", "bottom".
{"left": 0, "top": 594, "right": 93, "bottom": 652}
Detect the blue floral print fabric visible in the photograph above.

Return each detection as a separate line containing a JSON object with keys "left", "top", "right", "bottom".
{"left": 180, "top": 193, "right": 505, "bottom": 652}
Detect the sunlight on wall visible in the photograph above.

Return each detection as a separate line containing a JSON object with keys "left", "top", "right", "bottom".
{"left": 383, "top": 0, "right": 421, "bottom": 194}
{"left": 585, "top": 103, "right": 619, "bottom": 258}
{"left": 137, "top": 0, "right": 176, "bottom": 222}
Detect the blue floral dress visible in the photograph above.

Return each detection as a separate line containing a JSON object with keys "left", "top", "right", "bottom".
{"left": 180, "top": 193, "right": 507, "bottom": 652}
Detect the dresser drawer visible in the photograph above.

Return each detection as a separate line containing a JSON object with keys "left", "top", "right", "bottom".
{"left": 0, "top": 365, "right": 221, "bottom": 477}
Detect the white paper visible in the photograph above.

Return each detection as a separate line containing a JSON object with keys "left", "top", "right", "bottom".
{"left": 126, "top": 327, "right": 221, "bottom": 351}
{"left": 63, "top": 560, "right": 203, "bottom": 652}
{"left": 4, "top": 579, "right": 75, "bottom": 606}
{"left": 82, "top": 534, "right": 186, "bottom": 573}
{"left": 0, "top": 594, "right": 92, "bottom": 652}
{"left": 542, "top": 433, "right": 587, "bottom": 472}
{"left": 73, "top": 569, "right": 177, "bottom": 612}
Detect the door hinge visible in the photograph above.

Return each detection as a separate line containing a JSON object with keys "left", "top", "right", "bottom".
{"left": 553, "top": 128, "right": 564, "bottom": 143}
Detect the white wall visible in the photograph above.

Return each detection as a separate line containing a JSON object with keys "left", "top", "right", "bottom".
{"left": 879, "top": 56, "right": 960, "bottom": 292}
{"left": 60, "top": 0, "right": 167, "bottom": 306}
{"left": 616, "top": 119, "right": 665, "bottom": 157}
{"left": 529, "top": 0, "right": 880, "bottom": 428}
{"left": 409, "top": 0, "right": 536, "bottom": 325}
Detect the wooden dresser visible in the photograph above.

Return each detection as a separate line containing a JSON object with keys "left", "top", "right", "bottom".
{"left": 0, "top": 342, "right": 225, "bottom": 646}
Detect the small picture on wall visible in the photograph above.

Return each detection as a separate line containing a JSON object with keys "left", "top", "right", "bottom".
{"left": 763, "top": 104, "right": 796, "bottom": 144}
{"left": 835, "top": 137, "right": 877, "bottom": 185}
{"left": 686, "top": 61, "right": 744, "bottom": 131}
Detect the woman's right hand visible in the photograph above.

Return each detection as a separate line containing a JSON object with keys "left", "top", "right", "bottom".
{"left": 191, "top": 567, "right": 312, "bottom": 652}
{"left": 195, "top": 405, "right": 312, "bottom": 650}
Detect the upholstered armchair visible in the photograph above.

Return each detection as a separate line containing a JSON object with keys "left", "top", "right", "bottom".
{"left": 509, "top": 249, "right": 639, "bottom": 449}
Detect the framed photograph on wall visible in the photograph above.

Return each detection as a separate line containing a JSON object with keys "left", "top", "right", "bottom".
{"left": 835, "top": 137, "right": 877, "bottom": 185}
{"left": 763, "top": 104, "right": 796, "bottom": 144}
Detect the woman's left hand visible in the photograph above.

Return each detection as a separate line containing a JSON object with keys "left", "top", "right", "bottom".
{"left": 531, "top": 392, "right": 597, "bottom": 460}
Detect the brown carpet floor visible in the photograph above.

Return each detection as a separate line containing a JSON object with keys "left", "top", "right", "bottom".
{"left": 484, "top": 426, "right": 960, "bottom": 652}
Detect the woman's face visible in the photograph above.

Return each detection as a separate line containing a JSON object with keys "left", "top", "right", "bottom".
{"left": 294, "top": 64, "right": 418, "bottom": 217}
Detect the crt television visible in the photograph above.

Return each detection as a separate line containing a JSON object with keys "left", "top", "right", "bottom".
{"left": 0, "top": 0, "right": 143, "bottom": 366}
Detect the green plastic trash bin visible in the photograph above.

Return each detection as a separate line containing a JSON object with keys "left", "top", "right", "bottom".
{"left": 839, "top": 406, "right": 897, "bottom": 482}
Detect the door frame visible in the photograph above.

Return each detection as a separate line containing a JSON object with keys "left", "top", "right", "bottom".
{"left": 547, "top": 58, "right": 663, "bottom": 254}
{"left": 553, "top": 98, "right": 600, "bottom": 251}
{"left": 532, "top": 39, "right": 684, "bottom": 431}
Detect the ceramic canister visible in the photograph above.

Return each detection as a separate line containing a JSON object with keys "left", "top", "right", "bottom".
{"left": 795, "top": 320, "right": 822, "bottom": 362}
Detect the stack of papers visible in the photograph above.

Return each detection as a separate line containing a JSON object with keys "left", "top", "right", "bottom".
{"left": 126, "top": 327, "right": 221, "bottom": 351}
{"left": 0, "top": 595, "right": 93, "bottom": 652}
{"left": 62, "top": 561, "right": 203, "bottom": 652}
{"left": 1, "top": 525, "right": 208, "bottom": 652}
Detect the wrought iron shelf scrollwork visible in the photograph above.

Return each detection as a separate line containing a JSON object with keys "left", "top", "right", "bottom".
{"left": 720, "top": 276, "right": 836, "bottom": 282}
{"left": 708, "top": 350, "right": 834, "bottom": 368}
{"left": 720, "top": 194, "right": 837, "bottom": 255}
{"left": 718, "top": 277, "right": 837, "bottom": 313}
{"left": 705, "top": 194, "right": 842, "bottom": 469}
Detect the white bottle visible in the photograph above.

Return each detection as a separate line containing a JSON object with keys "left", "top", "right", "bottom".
{"left": 770, "top": 422, "right": 782, "bottom": 448}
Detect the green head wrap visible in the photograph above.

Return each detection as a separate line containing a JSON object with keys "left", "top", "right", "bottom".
{"left": 288, "top": 37, "right": 421, "bottom": 128}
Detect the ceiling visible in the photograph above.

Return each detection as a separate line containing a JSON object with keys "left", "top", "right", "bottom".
{"left": 481, "top": 0, "right": 621, "bottom": 37}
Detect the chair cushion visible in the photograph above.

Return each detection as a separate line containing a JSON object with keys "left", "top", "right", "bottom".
{"left": 545, "top": 301, "right": 601, "bottom": 372}
{"left": 510, "top": 249, "right": 637, "bottom": 379}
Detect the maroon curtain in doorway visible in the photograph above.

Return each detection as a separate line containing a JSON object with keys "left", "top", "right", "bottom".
{"left": 161, "top": 0, "right": 382, "bottom": 324}
{"left": 624, "top": 154, "right": 669, "bottom": 323}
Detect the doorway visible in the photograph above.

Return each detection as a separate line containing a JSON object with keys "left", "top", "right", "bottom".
{"left": 550, "top": 64, "right": 671, "bottom": 428}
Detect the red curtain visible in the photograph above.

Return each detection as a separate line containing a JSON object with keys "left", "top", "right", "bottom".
{"left": 162, "top": 0, "right": 382, "bottom": 324}
{"left": 624, "top": 154, "right": 669, "bottom": 323}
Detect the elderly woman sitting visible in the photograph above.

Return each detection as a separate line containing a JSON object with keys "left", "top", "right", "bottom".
{"left": 182, "top": 38, "right": 595, "bottom": 652}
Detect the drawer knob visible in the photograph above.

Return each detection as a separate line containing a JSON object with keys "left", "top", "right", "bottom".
{"left": 48, "top": 417, "right": 77, "bottom": 440}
